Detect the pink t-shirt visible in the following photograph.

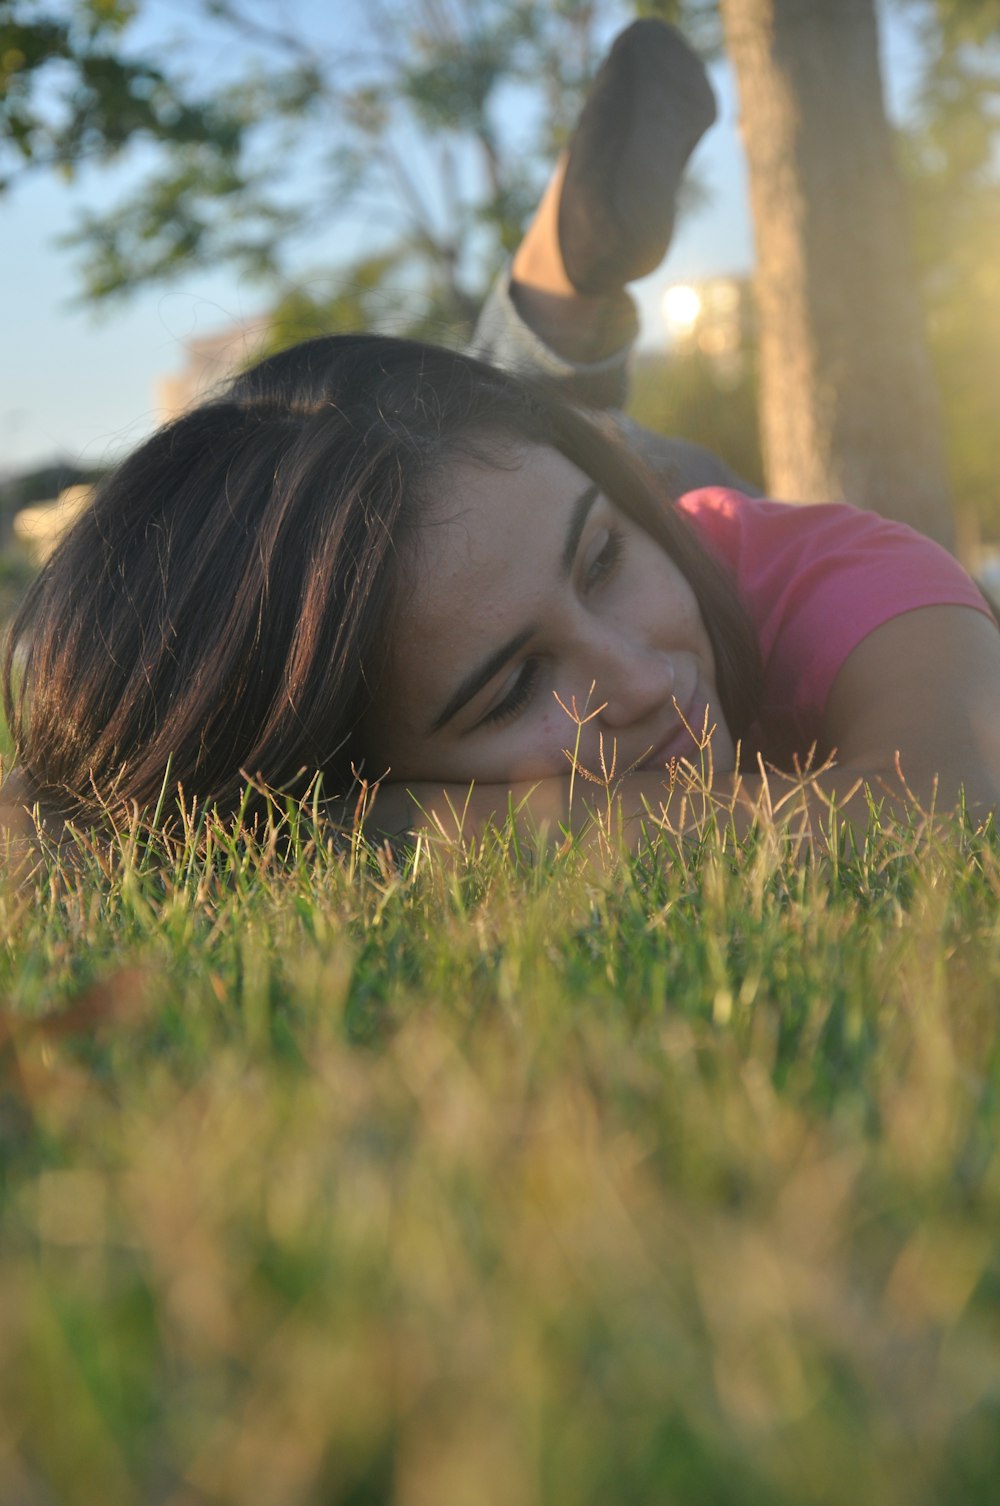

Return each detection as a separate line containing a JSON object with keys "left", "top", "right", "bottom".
{"left": 677, "top": 488, "right": 996, "bottom": 767}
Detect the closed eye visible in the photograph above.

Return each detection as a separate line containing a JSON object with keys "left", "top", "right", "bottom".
{"left": 583, "top": 524, "right": 624, "bottom": 592}
{"left": 478, "top": 657, "right": 541, "bottom": 728}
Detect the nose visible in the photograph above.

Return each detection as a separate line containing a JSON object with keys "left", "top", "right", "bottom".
{"left": 574, "top": 629, "right": 677, "bottom": 732}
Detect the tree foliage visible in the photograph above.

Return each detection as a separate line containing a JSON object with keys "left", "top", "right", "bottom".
{"left": 0, "top": 0, "right": 240, "bottom": 186}
{"left": 2, "top": 0, "right": 660, "bottom": 325}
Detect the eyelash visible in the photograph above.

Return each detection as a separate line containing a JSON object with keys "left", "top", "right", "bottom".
{"left": 585, "top": 525, "right": 624, "bottom": 590}
{"left": 478, "top": 522, "right": 625, "bottom": 729}
{"left": 481, "top": 658, "right": 540, "bottom": 726}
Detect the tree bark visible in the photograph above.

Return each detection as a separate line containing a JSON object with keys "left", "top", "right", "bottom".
{"left": 719, "top": 0, "right": 954, "bottom": 546}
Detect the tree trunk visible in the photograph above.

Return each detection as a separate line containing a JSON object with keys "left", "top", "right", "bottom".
{"left": 719, "top": 0, "right": 954, "bottom": 547}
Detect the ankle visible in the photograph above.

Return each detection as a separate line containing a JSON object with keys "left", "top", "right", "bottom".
{"left": 509, "top": 279, "right": 635, "bottom": 363}
{"left": 510, "top": 156, "right": 577, "bottom": 299}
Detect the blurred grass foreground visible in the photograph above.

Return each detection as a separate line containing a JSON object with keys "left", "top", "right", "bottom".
{"left": 3, "top": 787, "right": 1000, "bottom": 1506}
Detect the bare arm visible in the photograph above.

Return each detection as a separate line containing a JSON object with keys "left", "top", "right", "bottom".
{"left": 819, "top": 605, "right": 1000, "bottom": 812}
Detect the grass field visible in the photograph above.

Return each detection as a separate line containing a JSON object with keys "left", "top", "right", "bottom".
{"left": 3, "top": 786, "right": 1000, "bottom": 1505}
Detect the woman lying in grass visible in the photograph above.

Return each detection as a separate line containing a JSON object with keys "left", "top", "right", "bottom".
{"left": 4, "top": 22, "right": 1000, "bottom": 848}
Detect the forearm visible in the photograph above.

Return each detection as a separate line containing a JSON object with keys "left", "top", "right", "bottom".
{"left": 368, "top": 753, "right": 985, "bottom": 859}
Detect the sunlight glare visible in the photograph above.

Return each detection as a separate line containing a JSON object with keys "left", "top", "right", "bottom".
{"left": 662, "top": 283, "right": 703, "bottom": 336}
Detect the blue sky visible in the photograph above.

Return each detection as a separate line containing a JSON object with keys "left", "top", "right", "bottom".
{"left": 0, "top": 2, "right": 924, "bottom": 478}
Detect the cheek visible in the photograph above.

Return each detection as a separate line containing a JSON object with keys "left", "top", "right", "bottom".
{"left": 622, "top": 551, "right": 688, "bottom": 637}
{"left": 535, "top": 695, "right": 597, "bottom": 762}
{"left": 653, "top": 560, "right": 711, "bottom": 652}
{"left": 538, "top": 704, "right": 567, "bottom": 744}
{"left": 498, "top": 700, "right": 585, "bottom": 781}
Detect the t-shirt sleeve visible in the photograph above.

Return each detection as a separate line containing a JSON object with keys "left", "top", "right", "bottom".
{"left": 677, "top": 488, "right": 996, "bottom": 748}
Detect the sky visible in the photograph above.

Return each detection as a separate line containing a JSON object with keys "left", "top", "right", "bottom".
{"left": 0, "top": 2, "right": 925, "bottom": 480}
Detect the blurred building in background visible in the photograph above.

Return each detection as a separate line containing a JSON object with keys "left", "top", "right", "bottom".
{"left": 156, "top": 320, "right": 269, "bottom": 422}
{"left": 13, "top": 484, "right": 94, "bottom": 565}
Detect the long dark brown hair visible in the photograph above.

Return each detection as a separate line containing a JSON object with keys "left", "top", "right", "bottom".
{"left": 3, "top": 334, "right": 762, "bottom": 821}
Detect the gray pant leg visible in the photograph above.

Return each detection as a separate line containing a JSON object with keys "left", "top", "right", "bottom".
{"left": 467, "top": 267, "right": 636, "bottom": 410}
{"left": 468, "top": 267, "right": 758, "bottom": 497}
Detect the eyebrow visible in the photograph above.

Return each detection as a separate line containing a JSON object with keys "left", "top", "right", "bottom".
{"left": 428, "top": 480, "right": 602, "bottom": 735}
{"left": 560, "top": 482, "right": 601, "bottom": 576}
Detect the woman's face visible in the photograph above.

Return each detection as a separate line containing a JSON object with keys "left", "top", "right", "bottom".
{"left": 364, "top": 442, "right": 735, "bottom": 785}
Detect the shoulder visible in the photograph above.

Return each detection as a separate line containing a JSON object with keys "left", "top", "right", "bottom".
{"left": 676, "top": 485, "right": 945, "bottom": 558}
{"left": 675, "top": 489, "right": 992, "bottom": 634}
{"left": 676, "top": 490, "right": 997, "bottom": 763}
